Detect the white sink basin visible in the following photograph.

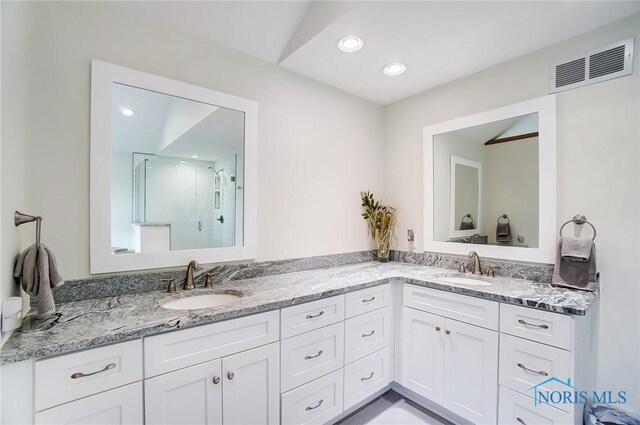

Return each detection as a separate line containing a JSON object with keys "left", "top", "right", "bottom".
{"left": 162, "top": 293, "right": 242, "bottom": 310}
{"left": 435, "top": 276, "right": 493, "bottom": 286}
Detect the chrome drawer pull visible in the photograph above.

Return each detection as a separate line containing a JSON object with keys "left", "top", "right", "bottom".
{"left": 518, "top": 319, "right": 549, "bottom": 329}
{"left": 305, "top": 350, "right": 323, "bottom": 360}
{"left": 361, "top": 330, "right": 376, "bottom": 338}
{"left": 361, "top": 296, "right": 376, "bottom": 303}
{"left": 70, "top": 363, "right": 116, "bottom": 379}
{"left": 306, "top": 311, "right": 325, "bottom": 319}
{"left": 517, "top": 363, "right": 548, "bottom": 376}
{"left": 516, "top": 418, "right": 527, "bottom": 425}
{"left": 361, "top": 372, "right": 374, "bottom": 381}
{"left": 306, "top": 399, "right": 324, "bottom": 411}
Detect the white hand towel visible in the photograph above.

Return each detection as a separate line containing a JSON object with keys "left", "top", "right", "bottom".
{"left": 14, "top": 244, "right": 64, "bottom": 318}
{"left": 561, "top": 236, "right": 593, "bottom": 261}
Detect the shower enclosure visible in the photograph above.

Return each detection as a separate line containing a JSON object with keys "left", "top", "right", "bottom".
{"left": 132, "top": 153, "right": 238, "bottom": 250}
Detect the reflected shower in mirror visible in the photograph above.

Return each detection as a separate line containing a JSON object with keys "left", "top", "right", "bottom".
{"left": 111, "top": 83, "right": 245, "bottom": 254}
{"left": 433, "top": 113, "right": 539, "bottom": 248}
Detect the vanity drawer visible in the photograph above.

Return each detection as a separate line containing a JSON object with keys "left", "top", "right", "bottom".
{"left": 35, "top": 381, "right": 143, "bottom": 425}
{"left": 144, "top": 310, "right": 279, "bottom": 377}
{"left": 498, "top": 386, "right": 572, "bottom": 425}
{"left": 345, "top": 284, "right": 391, "bottom": 318}
{"left": 35, "top": 340, "right": 142, "bottom": 411}
{"left": 499, "top": 334, "right": 572, "bottom": 413}
{"left": 281, "top": 295, "right": 345, "bottom": 339}
{"left": 345, "top": 306, "right": 392, "bottom": 364}
{"left": 281, "top": 369, "right": 344, "bottom": 425}
{"left": 500, "top": 303, "right": 572, "bottom": 350}
{"left": 403, "top": 284, "right": 499, "bottom": 330}
{"left": 344, "top": 347, "right": 392, "bottom": 410}
{"left": 281, "top": 322, "right": 345, "bottom": 391}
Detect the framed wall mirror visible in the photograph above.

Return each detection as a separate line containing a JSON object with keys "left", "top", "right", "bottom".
{"left": 424, "top": 95, "right": 556, "bottom": 263}
{"left": 90, "top": 60, "right": 257, "bottom": 273}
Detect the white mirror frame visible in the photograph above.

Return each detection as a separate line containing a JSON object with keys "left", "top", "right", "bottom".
{"left": 90, "top": 60, "right": 257, "bottom": 273}
{"left": 423, "top": 95, "right": 556, "bottom": 264}
{"left": 449, "top": 155, "right": 482, "bottom": 239}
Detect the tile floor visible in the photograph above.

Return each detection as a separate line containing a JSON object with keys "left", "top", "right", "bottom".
{"left": 337, "top": 391, "right": 452, "bottom": 425}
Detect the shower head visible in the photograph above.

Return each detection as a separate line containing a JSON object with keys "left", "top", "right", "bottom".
{"left": 208, "top": 166, "right": 223, "bottom": 177}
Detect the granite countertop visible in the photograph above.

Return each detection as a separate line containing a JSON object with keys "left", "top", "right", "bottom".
{"left": 0, "top": 261, "right": 597, "bottom": 365}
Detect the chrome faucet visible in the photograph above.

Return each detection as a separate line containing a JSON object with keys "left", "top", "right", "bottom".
{"left": 468, "top": 251, "right": 483, "bottom": 275}
{"left": 183, "top": 260, "right": 200, "bottom": 290}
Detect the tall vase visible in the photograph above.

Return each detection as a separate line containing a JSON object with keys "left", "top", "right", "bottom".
{"left": 376, "top": 233, "right": 390, "bottom": 263}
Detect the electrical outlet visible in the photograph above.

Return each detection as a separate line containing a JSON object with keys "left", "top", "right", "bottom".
{"left": 517, "top": 234, "right": 525, "bottom": 243}
{"left": 407, "top": 229, "right": 415, "bottom": 242}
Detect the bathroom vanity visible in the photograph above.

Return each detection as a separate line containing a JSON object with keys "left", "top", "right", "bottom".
{"left": 1, "top": 261, "right": 597, "bottom": 425}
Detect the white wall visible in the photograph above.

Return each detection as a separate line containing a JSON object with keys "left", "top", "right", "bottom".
{"left": 482, "top": 138, "right": 539, "bottom": 247}
{"left": 0, "top": 2, "right": 385, "bottom": 283}
{"left": 432, "top": 132, "right": 484, "bottom": 240}
{"left": 384, "top": 14, "right": 640, "bottom": 413}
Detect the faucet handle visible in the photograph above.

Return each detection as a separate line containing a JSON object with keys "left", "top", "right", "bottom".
{"left": 203, "top": 273, "right": 213, "bottom": 289}
{"left": 484, "top": 266, "right": 500, "bottom": 277}
{"left": 162, "top": 278, "right": 177, "bottom": 293}
{"left": 457, "top": 263, "right": 466, "bottom": 273}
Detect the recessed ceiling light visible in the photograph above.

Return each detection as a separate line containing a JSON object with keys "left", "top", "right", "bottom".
{"left": 382, "top": 62, "right": 407, "bottom": 76}
{"left": 120, "top": 107, "right": 134, "bottom": 117}
{"left": 337, "top": 35, "right": 364, "bottom": 53}
{"left": 191, "top": 155, "right": 198, "bottom": 158}
{"left": 180, "top": 161, "right": 186, "bottom": 164}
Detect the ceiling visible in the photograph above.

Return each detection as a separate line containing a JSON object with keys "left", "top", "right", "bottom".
{"left": 112, "top": 83, "right": 244, "bottom": 161}
{"left": 118, "top": 1, "right": 640, "bottom": 105}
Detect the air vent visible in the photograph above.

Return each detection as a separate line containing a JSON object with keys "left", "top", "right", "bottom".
{"left": 550, "top": 38, "right": 634, "bottom": 93}
{"left": 555, "top": 57, "right": 586, "bottom": 88}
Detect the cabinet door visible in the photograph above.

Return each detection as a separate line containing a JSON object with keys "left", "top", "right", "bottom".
{"left": 222, "top": 342, "right": 280, "bottom": 425}
{"left": 443, "top": 318, "right": 498, "bottom": 425}
{"left": 400, "top": 307, "right": 445, "bottom": 404}
{"left": 35, "top": 382, "right": 142, "bottom": 425}
{"left": 145, "top": 359, "right": 222, "bottom": 425}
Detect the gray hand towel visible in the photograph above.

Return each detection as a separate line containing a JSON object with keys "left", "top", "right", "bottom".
{"left": 14, "top": 244, "right": 64, "bottom": 318}
{"left": 552, "top": 238, "right": 598, "bottom": 292}
{"left": 496, "top": 222, "right": 512, "bottom": 243}
{"left": 561, "top": 236, "right": 592, "bottom": 261}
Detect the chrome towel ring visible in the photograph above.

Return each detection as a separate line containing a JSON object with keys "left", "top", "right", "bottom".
{"left": 497, "top": 214, "right": 510, "bottom": 224}
{"left": 559, "top": 214, "right": 597, "bottom": 241}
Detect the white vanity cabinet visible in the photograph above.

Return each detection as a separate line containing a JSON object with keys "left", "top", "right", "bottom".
{"left": 3, "top": 280, "right": 595, "bottom": 425}
{"left": 145, "top": 342, "right": 280, "bottom": 425}
{"left": 399, "top": 285, "right": 499, "bottom": 424}
{"left": 497, "top": 303, "right": 595, "bottom": 425}
{"left": 143, "top": 310, "right": 281, "bottom": 425}
{"left": 280, "top": 285, "right": 394, "bottom": 425}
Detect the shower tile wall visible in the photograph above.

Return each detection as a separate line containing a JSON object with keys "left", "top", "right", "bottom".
{"left": 144, "top": 157, "right": 235, "bottom": 250}
{"left": 211, "top": 155, "right": 236, "bottom": 248}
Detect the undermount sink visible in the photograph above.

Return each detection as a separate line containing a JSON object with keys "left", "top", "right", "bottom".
{"left": 162, "top": 293, "right": 242, "bottom": 310}
{"left": 434, "top": 276, "right": 493, "bottom": 286}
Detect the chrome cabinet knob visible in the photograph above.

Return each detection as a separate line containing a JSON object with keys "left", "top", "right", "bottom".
{"left": 435, "top": 326, "right": 441, "bottom": 331}
{"left": 227, "top": 372, "right": 235, "bottom": 380}
{"left": 445, "top": 330, "right": 451, "bottom": 335}
{"left": 212, "top": 376, "right": 221, "bottom": 384}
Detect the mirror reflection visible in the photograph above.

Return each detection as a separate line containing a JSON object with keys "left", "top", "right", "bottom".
{"left": 433, "top": 113, "right": 539, "bottom": 248}
{"left": 111, "top": 83, "right": 245, "bottom": 254}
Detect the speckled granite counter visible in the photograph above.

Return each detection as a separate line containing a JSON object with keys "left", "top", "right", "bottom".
{"left": 0, "top": 261, "right": 596, "bottom": 364}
